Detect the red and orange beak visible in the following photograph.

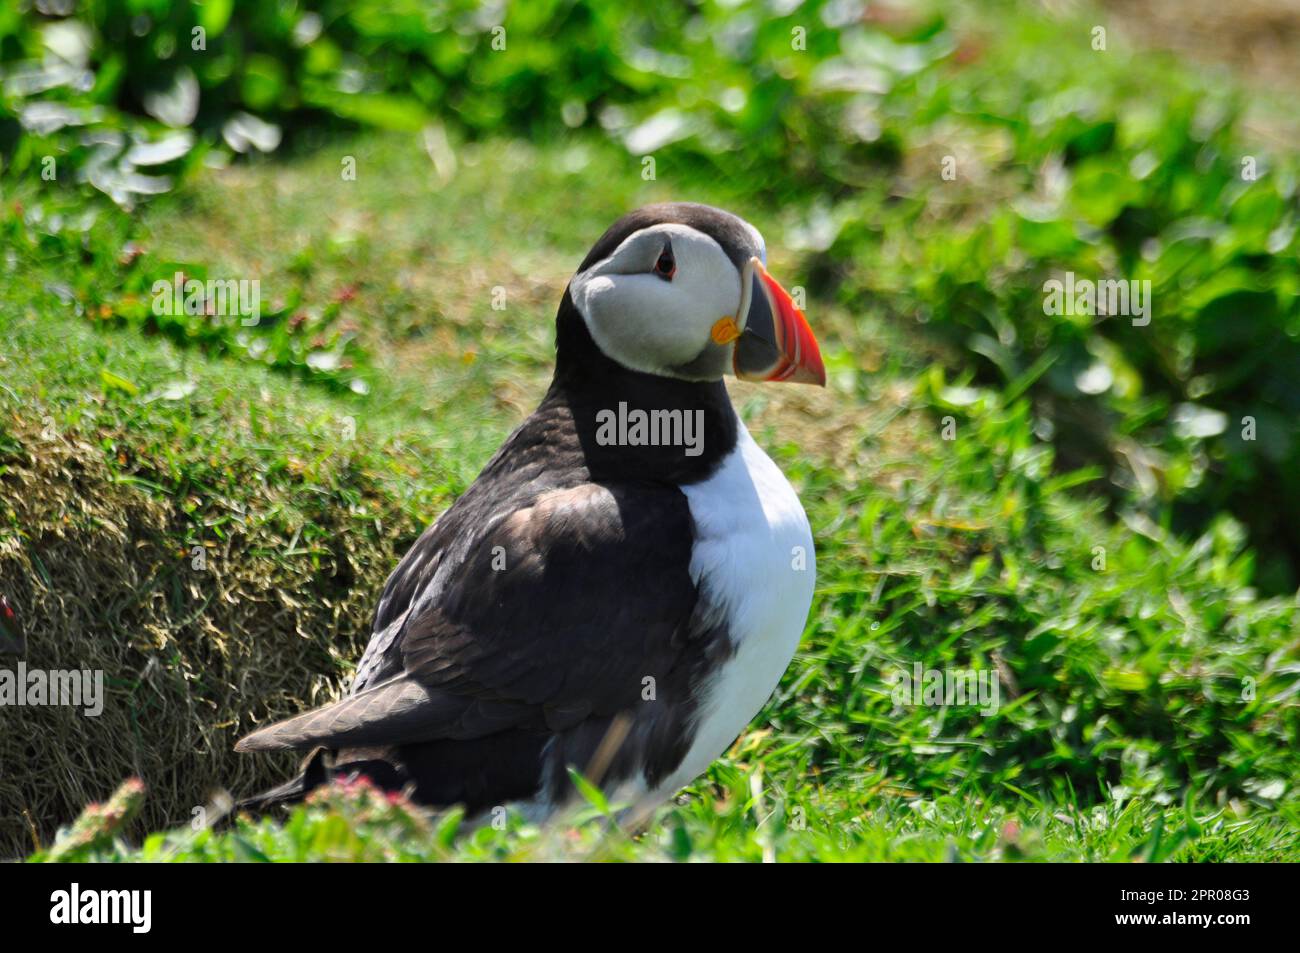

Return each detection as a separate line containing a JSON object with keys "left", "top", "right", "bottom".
{"left": 731, "top": 258, "right": 825, "bottom": 386}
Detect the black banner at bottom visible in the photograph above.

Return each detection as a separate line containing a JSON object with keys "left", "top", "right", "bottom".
{"left": 3, "top": 861, "right": 1281, "bottom": 940}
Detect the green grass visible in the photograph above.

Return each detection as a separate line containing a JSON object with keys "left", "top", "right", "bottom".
{"left": 6, "top": 124, "right": 1298, "bottom": 862}
{"left": 5, "top": 0, "right": 1299, "bottom": 862}
{"left": 36, "top": 774, "right": 1300, "bottom": 863}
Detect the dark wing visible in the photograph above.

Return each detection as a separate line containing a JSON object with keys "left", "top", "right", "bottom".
{"left": 236, "top": 481, "right": 712, "bottom": 753}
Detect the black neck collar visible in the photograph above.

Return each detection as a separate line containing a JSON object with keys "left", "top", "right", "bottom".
{"left": 542, "top": 290, "right": 738, "bottom": 484}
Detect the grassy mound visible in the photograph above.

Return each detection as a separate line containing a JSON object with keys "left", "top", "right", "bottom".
{"left": 0, "top": 284, "right": 449, "bottom": 856}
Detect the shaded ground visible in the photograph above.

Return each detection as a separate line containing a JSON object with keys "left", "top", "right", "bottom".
{"left": 1102, "top": 0, "right": 1300, "bottom": 93}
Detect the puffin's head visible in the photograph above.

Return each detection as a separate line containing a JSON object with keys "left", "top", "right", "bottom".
{"left": 566, "top": 203, "right": 825, "bottom": 386}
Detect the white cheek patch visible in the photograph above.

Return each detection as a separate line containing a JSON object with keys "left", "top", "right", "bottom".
{"left": 571, "top": 224, "right": 746, "bottom": 378}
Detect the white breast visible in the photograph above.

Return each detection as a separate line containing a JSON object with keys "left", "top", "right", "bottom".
{"left": 636, "top": 419, "right": 816, "bottom": 808}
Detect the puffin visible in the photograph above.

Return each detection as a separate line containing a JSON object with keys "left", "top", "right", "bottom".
{"left": 235, "top": 203, "right": 824, "bottom": 822}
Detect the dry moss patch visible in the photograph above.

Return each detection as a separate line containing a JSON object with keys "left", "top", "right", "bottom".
{"left": 0, "top": 405, "right": 430, "bottom": 857}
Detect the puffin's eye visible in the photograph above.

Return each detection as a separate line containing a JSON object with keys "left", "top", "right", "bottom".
{"left": 653, "top": 246, "right": 675, "bottom": 281}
